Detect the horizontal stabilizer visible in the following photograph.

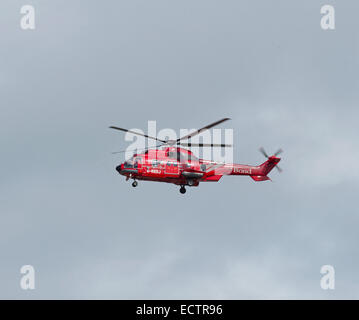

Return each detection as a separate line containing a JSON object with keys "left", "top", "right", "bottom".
{"left": 250, "top": 175, "right": 270, "bottom": 182}
{"left": 203, "top": 175, "right": 223, "bottom": 182}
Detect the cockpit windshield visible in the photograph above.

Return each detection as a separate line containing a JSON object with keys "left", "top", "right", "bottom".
{"left": 124, "top": 159, "right": 134, "bottom": 168}
{"left": 124, "top": 156, "right": 142, "bottom": 168}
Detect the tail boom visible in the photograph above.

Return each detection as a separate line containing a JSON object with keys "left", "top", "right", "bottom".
{"left": 229, "top": 156, "right": 281, "bottom": 182}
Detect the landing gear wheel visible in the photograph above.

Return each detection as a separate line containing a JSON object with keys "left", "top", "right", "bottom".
{"left": 132, "top": 180, "right": 138, "bottom": 187}
{"left": 180, "top": 186, "right": 186, "bottom": 194}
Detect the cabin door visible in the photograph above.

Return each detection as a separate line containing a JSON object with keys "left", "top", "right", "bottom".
{"left": 165, "top": 161, "right": 179, "bottom": 175}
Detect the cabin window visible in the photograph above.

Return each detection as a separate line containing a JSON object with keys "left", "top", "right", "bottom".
{"left": 167, "top": 151, "right": 198, "bottom": 162}
{"left": 167, "top": 151, "right": 185, "bottom": 162}
{"left": 187, "top": 154, "right": 198, "bottom": 161}
{"left": 152, "top": 160, "right": 160, "bottom": 167}
{"left": 168, "top": 151, "right": 177, "bottom": 159}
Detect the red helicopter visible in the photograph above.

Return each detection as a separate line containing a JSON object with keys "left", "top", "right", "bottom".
{"left": 110, "top": 118, "right": 282, "bottom": 194}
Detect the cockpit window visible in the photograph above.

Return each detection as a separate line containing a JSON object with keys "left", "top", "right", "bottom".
{"left": 124, "top": 159, "right": 134, "bottom": 168}
{"left": 134, "top": 157, "right": 142, "bottom": 168}
{"left": 168, "top": 151, "right": 177, "bottom": 159}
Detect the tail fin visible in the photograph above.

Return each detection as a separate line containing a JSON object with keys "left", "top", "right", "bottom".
{"left": 249, "top": 156, "right": 281, "bottom": 182}
{"left": 250, "top": 148, "right": 282, "bottom": 182}
{"left": 259, "top": 156, "right": 281, "bottom": 176}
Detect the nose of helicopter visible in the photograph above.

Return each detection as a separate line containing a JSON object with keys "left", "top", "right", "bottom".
{"left": 116, "top": 164, "right": 123, "bottom": 174}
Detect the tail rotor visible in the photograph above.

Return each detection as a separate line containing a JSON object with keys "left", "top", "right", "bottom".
{"left": 259, "top": 147, "right": 283, "bottom": 173}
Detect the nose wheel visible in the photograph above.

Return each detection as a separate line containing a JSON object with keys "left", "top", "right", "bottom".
{"left": 132, "top": 180, "right": 138, "bottom": 187}
{"left": 180, "top": 186, "right": 186, "bottom": 194}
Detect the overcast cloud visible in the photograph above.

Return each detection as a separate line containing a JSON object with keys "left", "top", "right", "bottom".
{"left": 0, "top": 0, "right": 358, "bottom": 299}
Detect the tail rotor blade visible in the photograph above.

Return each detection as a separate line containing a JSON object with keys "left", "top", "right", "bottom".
{"left": 259, "top": 147, "right": 269, "bottom": 158}
{"left": 275, "top": 165, "right": 283, "bottom": 173}
{"left": 274, "top": 148, "right": 283, "bottom": 157}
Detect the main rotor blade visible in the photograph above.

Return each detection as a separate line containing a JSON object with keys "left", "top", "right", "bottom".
{"left": 176, "top": 118, "right": 231, "bottom": 142}
{"left": 274, "top": 148, "right": 283, "bottom": 157}
{"left": 109, "top": 126, "right": 167, "bottom": 143}
{"left": 259, "top": 147, "right": 269, "bottom": 158}
{"left": 178, "top": 143, "right": 232, "bottom": 147}
{"left": 111, "top": 145, "right": 162, "bottom": 154}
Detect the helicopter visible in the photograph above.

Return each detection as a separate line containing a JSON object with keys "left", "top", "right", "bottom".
{"left": 110, "top": 118, "right": 282, "bottom": 194}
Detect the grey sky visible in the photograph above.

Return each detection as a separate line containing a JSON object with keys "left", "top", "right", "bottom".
{"left": 0, "top": 0, "right": 358, "bottom": 298}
